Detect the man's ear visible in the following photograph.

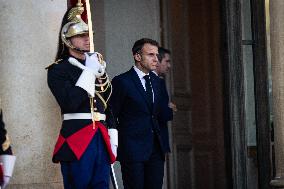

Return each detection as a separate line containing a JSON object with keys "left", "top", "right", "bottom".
{"left": 134, "top": 53, "right": 141, "bottom": 62}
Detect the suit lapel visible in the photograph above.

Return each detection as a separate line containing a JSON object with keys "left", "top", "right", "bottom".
{"left": 150, "top": 72, "right": 160, "bottom": 113}
{"left": 129, "top": 68, "right": 153, "bottom": 110}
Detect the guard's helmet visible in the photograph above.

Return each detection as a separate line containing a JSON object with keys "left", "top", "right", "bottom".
{"left": 61, "top": 2, "right": 89, "bottom": 50}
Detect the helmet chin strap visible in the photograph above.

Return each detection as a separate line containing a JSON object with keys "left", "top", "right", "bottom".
{"left": 66, "top": 43, "right": 89, "bottom": 59}
{"left": 66, "top": 40, "right": 89, "bottom": 54}
{"left": 73, "top": 46, "right": 89, "bottom": 53}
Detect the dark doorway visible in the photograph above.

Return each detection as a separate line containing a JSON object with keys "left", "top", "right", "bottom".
{"left": 221, "top": 0, "right": 272, "bottom": 188}
{"left": 163, "top": 0, "right": 272, "bottom": 188}
{"left": 164, "top": 0, "right": 227, "bottom": 188}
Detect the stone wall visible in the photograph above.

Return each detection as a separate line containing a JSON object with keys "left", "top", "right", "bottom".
{"left": 0, "top": 0, "right": 66, "bottom": 188}
{"left": 0, "top": 0, "right": 161, "bottom": 188}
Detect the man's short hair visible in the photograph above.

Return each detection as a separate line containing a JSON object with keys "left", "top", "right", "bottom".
{"left": 132, "top": 38, "right": 159, "bottom": 55}
{"left": 158, "top": 47, "right": 171, "bottom": 62}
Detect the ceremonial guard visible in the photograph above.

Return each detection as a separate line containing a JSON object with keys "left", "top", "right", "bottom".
{"left": 0, "top": 100, "right": 16, "bottom": 189}
{"left": 46, "top": 1, "right": 117, "bottom": 188}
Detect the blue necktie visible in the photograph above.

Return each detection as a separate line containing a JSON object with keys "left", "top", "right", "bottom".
{"left": 144, "top": 75, "right": 153, "bottom": 105}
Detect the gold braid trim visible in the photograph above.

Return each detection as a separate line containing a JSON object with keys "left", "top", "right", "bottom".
{"left": 95, "top": 79, "right": 110, "bottom": 87}
{"left": 2, "top": 134, "right": 11, "bottom": 152}
{"left": 98, "top": 74, "right": 108, "bottom": 80}
{"left": 95, "top": 74, "right": 110, "bottom": 88}
{"left": 96, "top": 82, "right": 111, "bottom": 93}
{"left": 105, "top": 84, "right": 112, "bottom": 104}
{"left": 45, "top": 59, "right": 63, "bottom": 70}
{"left": 95, "top": 92, "right": 107, "bottom": 110}
{"left": 94, "top": 83, "right": 112, "bottom": 110}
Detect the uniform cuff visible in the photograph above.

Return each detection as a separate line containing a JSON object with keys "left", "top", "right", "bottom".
{"left": 0, "top": 155, "right": 16, "bottom": 177}
{"left": 108, "top": 129, "right": 118, "bottom": 146}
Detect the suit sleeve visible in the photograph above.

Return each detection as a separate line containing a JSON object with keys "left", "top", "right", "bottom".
{"left": 47, "top": 65, "right": 89, "bottom": 112}
{"left": 159, "top": 79, "right": 173, "bottom": 123}
{"left": 109, "top": 77, "right": 127, "bottom": 120}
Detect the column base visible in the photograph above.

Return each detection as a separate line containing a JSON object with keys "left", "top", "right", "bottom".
{"left": 270, "top": 177, "right": 284, "bottom": 187}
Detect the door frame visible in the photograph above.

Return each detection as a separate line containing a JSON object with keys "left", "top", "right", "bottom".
{"left": 221, "top": 0, "right": 272, "bottom": 188}
{"left": 251, "top": 0, "right": 272, "bottom": 188}
{"left": 221, "top": 1, "right": 246, "bottom": 188}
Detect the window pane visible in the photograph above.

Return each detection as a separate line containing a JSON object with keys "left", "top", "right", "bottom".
{"left": 243, "top": 45, "right": 256, "bottom": 146}
{"left": 241, "top": 0, "right": 252, "bottom": 40}
{"left": 243, "top": 44, "right": 258, "bottom": 189}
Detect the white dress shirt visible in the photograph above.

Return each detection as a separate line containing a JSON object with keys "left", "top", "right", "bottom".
{"left": 133, "top": 66, "right": 154, "bottom": 102}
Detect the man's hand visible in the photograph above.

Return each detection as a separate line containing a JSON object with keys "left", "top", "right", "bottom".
{"left": 169, "top": 102, "right": 177, "bottom": 112}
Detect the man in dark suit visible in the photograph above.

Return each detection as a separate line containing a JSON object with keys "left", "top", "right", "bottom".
{"left": 110, "top": 38, "right": 165, "bottom": 189}
{"left": 153, "top": 47, "right": 177, "bottom": 153}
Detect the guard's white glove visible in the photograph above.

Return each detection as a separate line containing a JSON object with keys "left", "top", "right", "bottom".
{"left": 85, "top": 52, "right": 106, "bottom": 78}
{"left": 69, "top": 52, "right": 107, "bottom": 97}
{"left": 108, "top": 129, "right": 118, "bottom": 157}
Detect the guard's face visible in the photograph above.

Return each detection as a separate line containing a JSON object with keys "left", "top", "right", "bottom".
{"left": 157, "top": 53, "right": 171, "bottom": 75}
{"left": 70, "top": 33, "right": 90, "bottom": 52}
{"left": 135, "top": 43, "right": 158, "bottom": 74}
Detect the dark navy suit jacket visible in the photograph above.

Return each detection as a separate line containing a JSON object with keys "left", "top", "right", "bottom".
{"left": 110, "top": 67, "right": 165, "bottom": 162}
{"left": 158, "top": 78, "right": 173, "bottom": 153}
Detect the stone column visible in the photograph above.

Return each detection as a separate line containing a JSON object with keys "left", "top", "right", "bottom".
{"left": 0, "top": 1, "right": 66, "bottom": 188}
{"left": 0, "top": 0, "right": 161, "bottom": 188}
{"left": 270, "top": 0, "right": 284, "bottom": 187}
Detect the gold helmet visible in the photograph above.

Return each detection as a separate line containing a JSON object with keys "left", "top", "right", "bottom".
{"left": 61, "top": 2, "right": 89, "bottom": 50}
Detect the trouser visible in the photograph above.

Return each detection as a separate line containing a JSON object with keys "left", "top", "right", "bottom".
{"left": 120, "top": 135, "right": 165, "bottom": 189}
{"left": 60, "top": 130, "right": 110, "bottom": 189}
